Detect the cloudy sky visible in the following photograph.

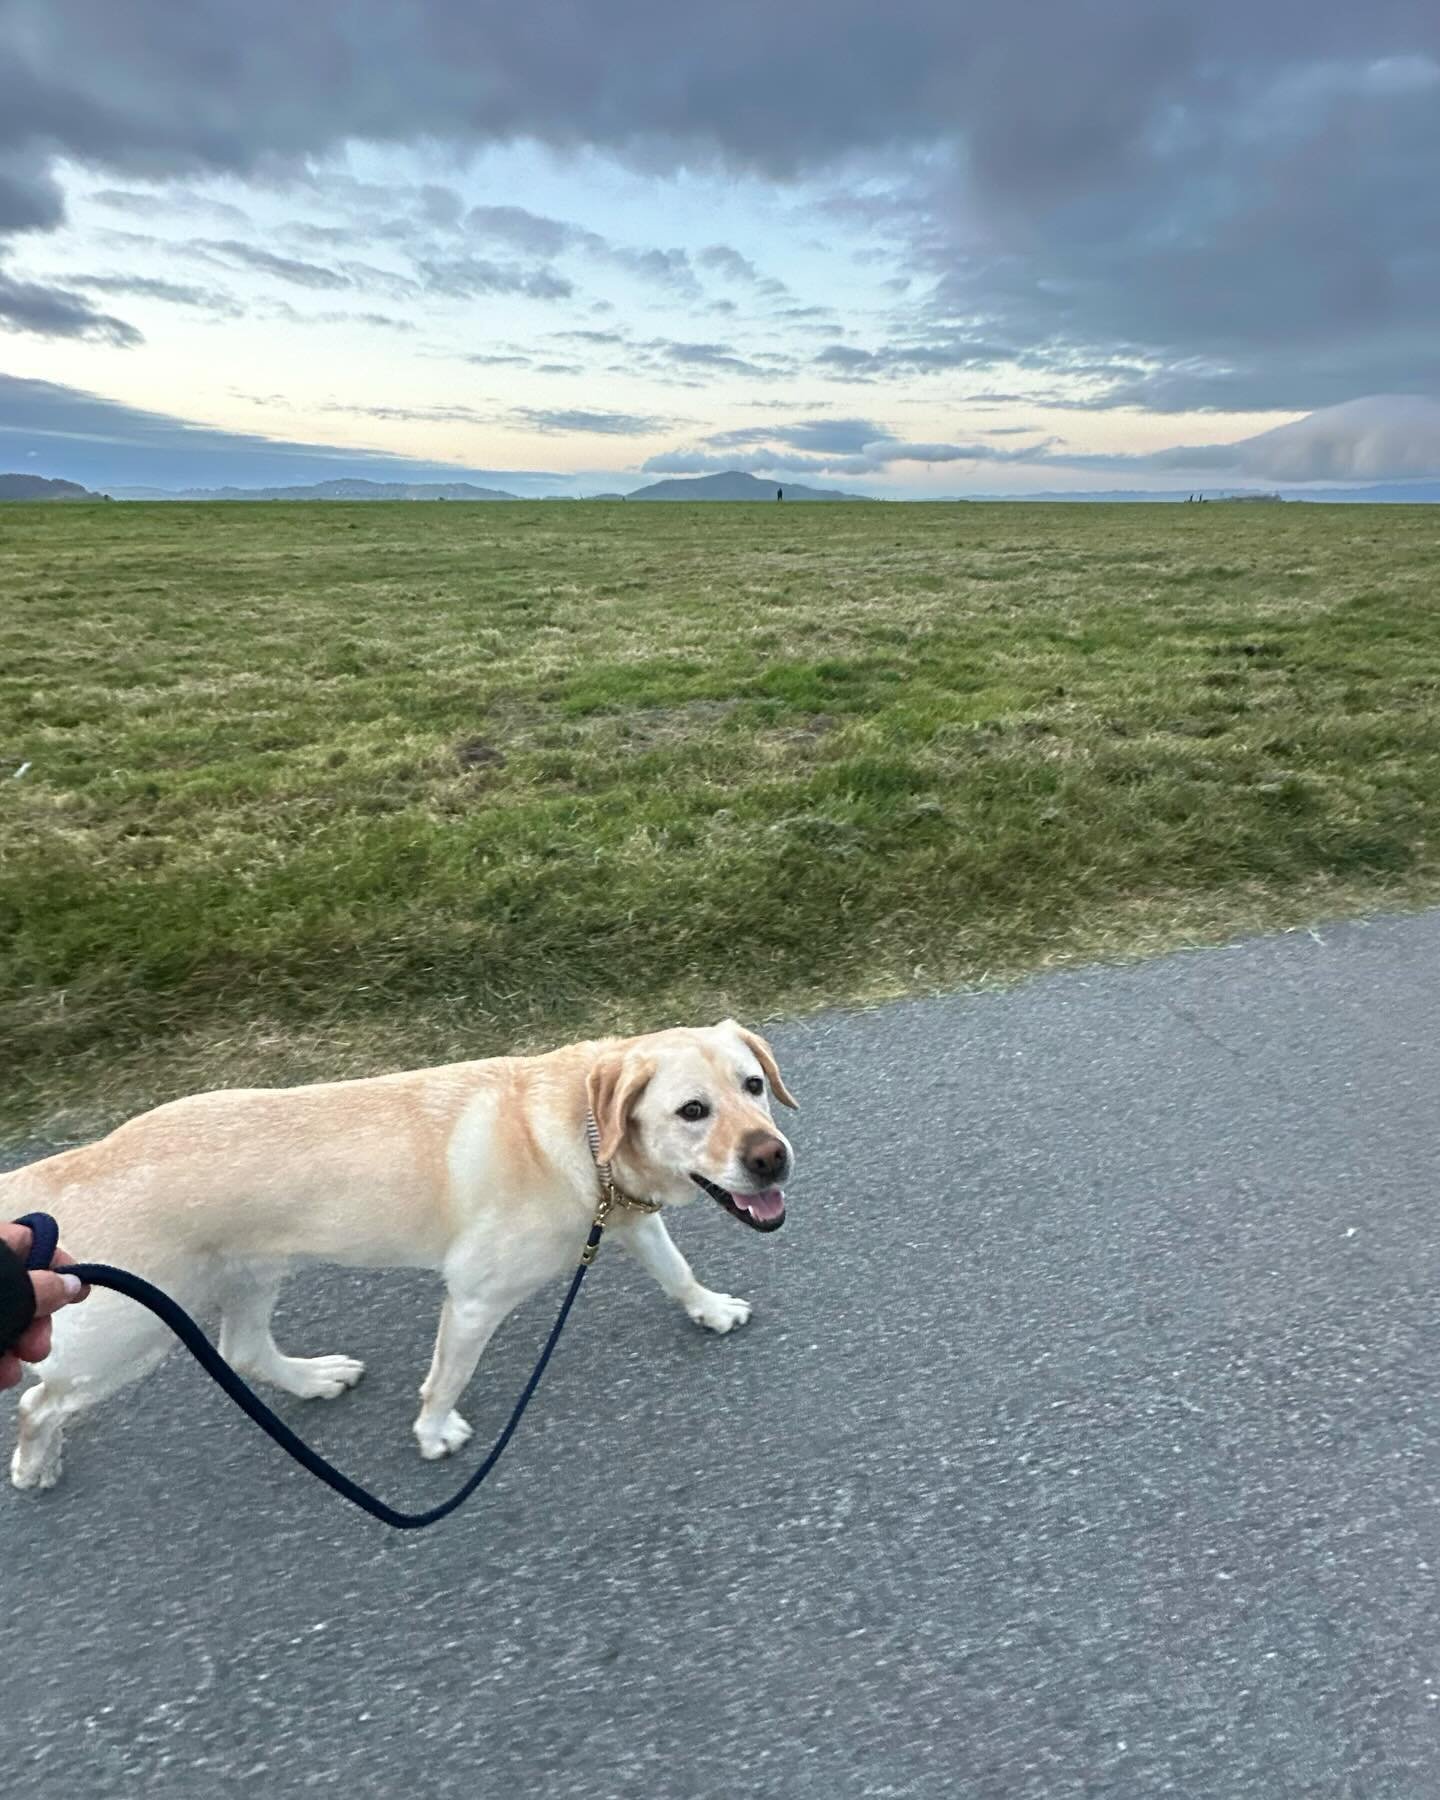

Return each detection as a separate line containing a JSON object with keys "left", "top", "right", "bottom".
{"left": 3, "top": 2, "right": 1440, "bottom": 496}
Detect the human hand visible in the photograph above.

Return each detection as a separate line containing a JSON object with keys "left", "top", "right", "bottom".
{"left": 0, "top": 1222, "right": 90, "bottom": 1390}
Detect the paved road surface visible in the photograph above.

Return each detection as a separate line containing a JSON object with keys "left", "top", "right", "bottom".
{"left": 4, "top": 914, "right": 1438, "bottom": 1797}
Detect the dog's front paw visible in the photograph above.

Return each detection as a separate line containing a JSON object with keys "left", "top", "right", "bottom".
{"left": 685, "top": 1289, "right": 752, "bottom": 1334}
{"left": 288, "top": 1354, "right": 366, "bottom": 1400}
{"left": 10, "top": 1441, "right": 63, "bottom": 1492}
{"left": 414, "top": 1410, "right": 474, "bottom": 1461}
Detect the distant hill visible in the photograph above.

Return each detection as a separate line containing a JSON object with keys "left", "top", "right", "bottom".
{"left": 626, "top": 470, "right": 870, "bottom": 502}
{"left": 112, "top": 478, "right": 518, "bottom": 502}
{"left": 0, "top": 473, "right": 105, "bottom": 501}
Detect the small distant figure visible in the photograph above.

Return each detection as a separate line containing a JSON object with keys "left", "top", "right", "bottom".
{"left": 776, "top": 487, "right": 784, "bottom": 502}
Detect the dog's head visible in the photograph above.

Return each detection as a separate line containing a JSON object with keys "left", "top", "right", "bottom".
{"left": 586, "top": 1020, "right": 798, "bottom": 1230}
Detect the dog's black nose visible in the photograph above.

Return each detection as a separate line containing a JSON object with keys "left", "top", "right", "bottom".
{"left": 741, "top": 1132, "right": 789, "bottom": 1185}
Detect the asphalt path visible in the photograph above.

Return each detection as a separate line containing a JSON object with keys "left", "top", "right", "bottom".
{"left": 4, "top": 913, "right": 1438, "bottom": 1797}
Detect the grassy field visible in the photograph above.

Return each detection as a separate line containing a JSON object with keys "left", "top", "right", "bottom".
{"left": 3, "top": 497, "right": 1439, "bottom": 1137}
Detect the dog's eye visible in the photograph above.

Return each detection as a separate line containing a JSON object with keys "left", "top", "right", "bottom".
{"left": 677, "top": 1100, "right": 709, "bottom": 1122}
{"left": 743, "top": 1076, "right": 765, "bottom": 1096}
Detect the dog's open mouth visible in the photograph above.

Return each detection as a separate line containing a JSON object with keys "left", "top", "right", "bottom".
{"left": 690, "top": 1173, "right": 786, "bottom": 1231}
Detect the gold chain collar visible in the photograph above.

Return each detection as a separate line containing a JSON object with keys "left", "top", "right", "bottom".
{"left": 582, "top": 1111, "right": 662, "bottom": 1264}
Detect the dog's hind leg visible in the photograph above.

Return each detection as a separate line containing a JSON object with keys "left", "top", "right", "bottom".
{"left": 217, "top": 1262, "right": 365, "bottom": 1401}
{"left": 11, "top": 1285, "right": 178, "bottom": 1491}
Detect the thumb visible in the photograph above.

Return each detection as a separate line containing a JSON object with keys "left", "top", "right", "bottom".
{"left": 29, "top": 1268, "right": 86, "bottom": 1319}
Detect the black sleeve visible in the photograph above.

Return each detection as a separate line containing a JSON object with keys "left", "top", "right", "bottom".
{"left": 0, "top": 1237, "right": 37, "bottom": 1351}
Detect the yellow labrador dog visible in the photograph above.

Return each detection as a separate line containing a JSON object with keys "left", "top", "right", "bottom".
{"left": 6, "top": 1020, "right": 796, "bottom": 1491}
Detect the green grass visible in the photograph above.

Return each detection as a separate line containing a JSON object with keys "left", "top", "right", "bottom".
{"left": 3, "top": 497, "right": 1439, "bottom": 1136}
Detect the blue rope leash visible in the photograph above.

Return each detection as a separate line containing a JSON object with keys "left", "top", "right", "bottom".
{"left": 14, "top": 1210, "right": 602, "bottom": 1530}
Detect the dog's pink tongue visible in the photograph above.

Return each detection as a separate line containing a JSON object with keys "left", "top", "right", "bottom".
{"left": 747, "top": 1188, "right": 785, "bottom": 1222}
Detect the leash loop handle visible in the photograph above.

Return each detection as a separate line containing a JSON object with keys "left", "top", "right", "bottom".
{"left": 18, "top": 1211, "right": 59, "bottom": 1272}
{"left": 11, "top": 1210, "right": 604, "bottom": 1531}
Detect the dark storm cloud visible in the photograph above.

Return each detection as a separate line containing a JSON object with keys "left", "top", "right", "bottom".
{"left": 1062, "top": 341, "right": 1440, "bottom": 416}
{"left": 6, "top": 2, "right": 1423, "bottom": 198}
{"left": 2, "top": 4, "right": 1437, "bottom": 409}
{"left": 0, "top": 3, "right": 1215, "bottom": 188}
{"left": 902, "top": 49, "right": 1440, "bottom": 412}
{"left": 0, "top": 150, "right": 65, "bottom": 234}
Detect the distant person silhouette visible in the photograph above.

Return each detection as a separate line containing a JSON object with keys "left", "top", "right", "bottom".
{"left": 776, "top": 487, "right": 784, "bottom": 502}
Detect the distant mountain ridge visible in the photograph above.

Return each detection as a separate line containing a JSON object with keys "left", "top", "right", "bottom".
{"left": 625, "top": 470, "right": 870, "bottom": 501}
{"left": 15, "top": 468, "right": 1440, "bottom": 506}
{"left": 0, "top": 473, "right": 105, "bottom": 500}
{"left": 112, "top": 478, "right": 518, "bottom": 501}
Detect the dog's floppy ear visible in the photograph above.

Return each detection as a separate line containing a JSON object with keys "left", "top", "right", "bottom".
{"left": 587, "top": 1049, "right": 657, "bottom": 1163}
{"left": 725, "top": 1021, "right": 799, "bottom": 1110}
